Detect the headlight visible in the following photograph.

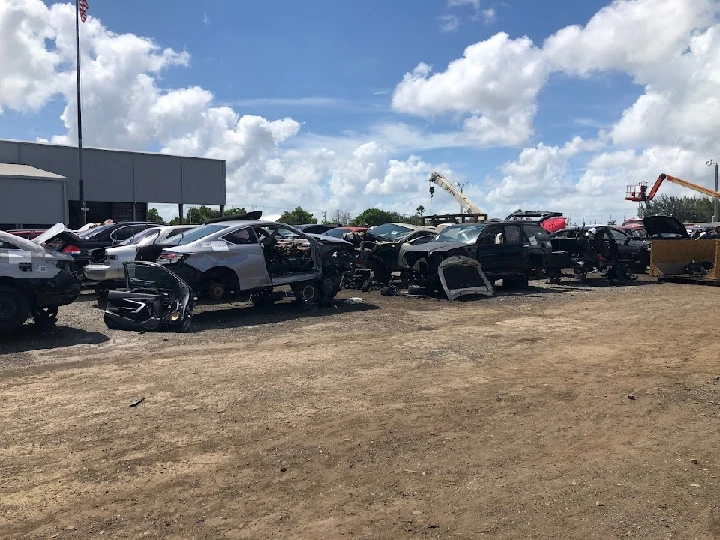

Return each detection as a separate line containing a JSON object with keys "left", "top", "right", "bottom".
{"left": 169, "top": 311, "right": 181, "bottom": 322}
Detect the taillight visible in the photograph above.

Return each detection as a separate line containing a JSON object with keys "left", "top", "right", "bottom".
{"left": 157, "top": 252, "right": 182, "bottom": 264}
{"left": 63, "top": 245, "right": 81, "bottom": 254}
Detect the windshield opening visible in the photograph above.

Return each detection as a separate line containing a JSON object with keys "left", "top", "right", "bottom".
{"left": 368, "top": 223, "right": 413, "bottom": 241}
{"left": 325, "top": 228, "right": 350, "bottom": 238}
{"left": 120, "top": 228, "right": 160, "bottom": 246}
{"left": 436, "top": 225, "right": 485, "bottom": 244}
{"left": 159, "top": 224, "right": 229, "bottom": 246}
{"left": 78, "top": 224, "right": 113, "bottom": 239}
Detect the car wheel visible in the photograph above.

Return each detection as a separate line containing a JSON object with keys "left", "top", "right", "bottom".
{"left": 250, "top": 288, "right": 275, "bottom": 307}
{"left": 373, "top": 265, "right": 392, "bottom": 285}
{"left": 176, "top": 313, "right": 193, "bottom": 333}
{"left": 208, "top": 281, "right": 226, "bottom": 301}
{"left": 503, "top": 275, "right": 529, "bottom": 289}
{"left": 0, "top": 285, "right": 30, "bottom": 334}
{"left": 33, "top": 306, "right": 59, "bottom": 327}
{"left": 292, "top": 282, "right": 319, "bottom": 303}
{"left": 319, "top": 273, "right": 341, "bottom": 302}
{"left": 95, "top": 281, "right": 112, "bottom": 301}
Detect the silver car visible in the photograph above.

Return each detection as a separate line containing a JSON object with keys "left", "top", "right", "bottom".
{"left": 0, "top": 230, "right": 82, "bottom": 332}
{"left": 154, "top": 220, "right": 355, "bottom": 305}
{"left": 84, "top": 225, "right": 195, "bottom": 284}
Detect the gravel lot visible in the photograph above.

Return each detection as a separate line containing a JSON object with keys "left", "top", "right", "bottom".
{"left": 2, "top": 278, "right": 720, "bottom": 539}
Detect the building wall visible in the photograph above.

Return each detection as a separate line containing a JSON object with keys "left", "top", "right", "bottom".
{"left": 0, "top": 176, "right": 67, "bottom": 226}
{"left": 0, "top": 140, "right": 226, "bottom": 205}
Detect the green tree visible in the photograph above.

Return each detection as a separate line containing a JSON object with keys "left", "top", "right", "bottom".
{"left": 415, "top": 205, "right": 425, "bottom": 216}
{"left": 639, "top": 195, "right": 714, "bottom": 222}
{"left": 279, "top": 207, "right": 317, "bottom": 225}
{"left": 168, "top": 205, "right": 248, "bottom": 225}
{"left": 351, "top": 208, "right": 405, "bottom": 227}
{"left": 146, "top": 207, "right": 166, "bottom": 225}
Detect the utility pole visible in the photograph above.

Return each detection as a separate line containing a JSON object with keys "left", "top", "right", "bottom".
{"left": 708, "top": 160, "right": 719, "bottom": 222}
{"left": 322, "top": 211, "right": 327, "bottom": 224}
{"left": 75, "top": 0, "right": 89, "bottom": 225}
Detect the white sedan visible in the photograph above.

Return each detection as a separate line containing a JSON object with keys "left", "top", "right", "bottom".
{"left": 84, "top": 225, "right": 194, "bottom": 283}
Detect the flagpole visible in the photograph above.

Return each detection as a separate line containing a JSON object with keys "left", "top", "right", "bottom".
{"left": 75, "top": 0, "right": 86, "bottom": 225}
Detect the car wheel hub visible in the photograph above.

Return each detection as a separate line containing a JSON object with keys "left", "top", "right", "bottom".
{"left": 300, "top": 284, "right": 316, "bottom": 300}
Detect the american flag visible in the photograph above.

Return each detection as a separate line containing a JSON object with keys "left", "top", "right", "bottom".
{"left": 79, "top": 0, "right": 89, "bottom": 23}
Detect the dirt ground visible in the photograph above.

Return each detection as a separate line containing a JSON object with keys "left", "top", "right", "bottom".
{"left": 2, "top": 280, "right": 720, "bottom": 539}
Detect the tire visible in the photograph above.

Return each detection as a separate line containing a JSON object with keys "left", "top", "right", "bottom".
{"left": 319, "top": 273, "right": 341, "bottom": 302}
{"left": 176, "top": 313, "right": 192, "bottom": 333}
{"left": 207, "top": 281, "right": 226, "bottom": 301}
{"left": 0, "top": 285, "right": 30, "bottom": 334}
{"left": 503, "top": 275, "right": 529, "bottom": 289}
{"left": 292, "top": 281, "right": 320, "bottom": 304}
{"left": 33, "top": 306, "right": 59, "bottom": 327}
{"left": 373, "top": 265, "right": 392, "bottom": 285}
{"left": 250, "top": 288, "right": 275, "bottom": 307}
{"left": 95, "top": 281, "right": 112, "bottom": 301}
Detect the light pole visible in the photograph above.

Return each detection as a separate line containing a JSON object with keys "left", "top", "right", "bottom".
{"left": 455, "top": 181, "right": 468, "bottom": 214}
{"left": 706, "top": 160, "right": 719, "bottom": 222}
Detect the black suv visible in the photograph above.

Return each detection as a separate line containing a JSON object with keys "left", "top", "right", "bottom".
{"left": 401, "top": 220, "right": 552, "bottom": 294}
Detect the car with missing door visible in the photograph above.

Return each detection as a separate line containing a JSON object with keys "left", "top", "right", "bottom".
{"left": 401, "top": 220, "right": 553, "bottom": 295}
{"left": 151, "top": 220, "right": 355, "bottom": 305}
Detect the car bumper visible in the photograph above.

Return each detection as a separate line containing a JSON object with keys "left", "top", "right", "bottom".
{"left": 84, "top": 263, "right": 123, "bottom": 282}
{"left": 31, "top": 271, "right": 82, "bottom": 308}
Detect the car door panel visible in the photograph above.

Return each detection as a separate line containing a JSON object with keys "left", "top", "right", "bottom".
{"left": 221, "top": 227, "right": 271, "bottom": 290}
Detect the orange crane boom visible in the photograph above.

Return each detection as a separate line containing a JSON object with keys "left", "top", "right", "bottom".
{"left": 625, "top": 173, "right": 720, "bottom": 202}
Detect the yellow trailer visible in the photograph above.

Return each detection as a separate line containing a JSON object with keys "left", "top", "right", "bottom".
{"left": 650, "top": 239, "right": 720, "bottom": 282}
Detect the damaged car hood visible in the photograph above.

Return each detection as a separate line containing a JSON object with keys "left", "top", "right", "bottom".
{"left": 305, "top": 233, "right": 352, "bottom": 246}
{"left": 643, "top": 216, "right": 690, "bottom": 239}
{"left": 402, "top": 241, "right": 468, "bottom": 254}
{"left": 33, "top": 223, "right": 82, "bottom": 247}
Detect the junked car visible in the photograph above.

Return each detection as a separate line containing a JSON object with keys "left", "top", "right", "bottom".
{"left": 550, "top": 226, "right": 650, "bottom": 273}
{"left": 546, "top": 225, "right": 642, "bottom": 283}
{"left": 356, "top": 223, "right": 437, "bottom": 284}
{"left": 84, "top": 225, "right": 195, "bottom": 296}
{"left": 402, "top": 221, "right": 553, "bottom": 296}
{"left": 0, "top": 230, "right": 82, "bottom": 333}
{"left": 34, "top": 221, "right": 157, "bottom": 273}
{"left": 151, "top": 220, "right": 355, "bottom": 305}
{"left": 104, "top": 261, "right": 194, "bottom": 332}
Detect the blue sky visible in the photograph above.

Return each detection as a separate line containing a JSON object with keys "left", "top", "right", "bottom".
{"left": 5, "top": 0, "right": 636, "bottom": 161}
{"left": 5, "top": 0, "right": 714, "bottom": 223}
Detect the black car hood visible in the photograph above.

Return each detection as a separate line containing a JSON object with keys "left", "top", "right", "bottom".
{"left": 403, "top": 241, "right": 467, "bottom": 254}
{"left": 643, "top": 216, "right": 690, "bottom": 239}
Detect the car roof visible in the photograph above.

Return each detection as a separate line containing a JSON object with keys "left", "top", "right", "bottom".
{"left": 197, "top": 219, "right": 279, "bottom": 227}
{"left": 387, "top": 223, "right": 435, "bottom": 231}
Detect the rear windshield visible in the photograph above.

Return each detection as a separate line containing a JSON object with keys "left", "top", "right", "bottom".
{"left": 523, "top": 224, "right": 551, "bottom": 242}
{"left": 326, "top": 228, "right": 351, "bottom": 238}
{"left": 79, "top": 224, "right": 113, "bottom": 239}
{"left": 368, "top": 223, "right": 413, "bottom": 241}
{"left": 120, "top": 228, "right": 160, "bottom": 246}
{"left": 436, "top": 225, "right": 485, "bottom": 243}
{"left": 160, "top": 224, "right": 229, "bottom": 246}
